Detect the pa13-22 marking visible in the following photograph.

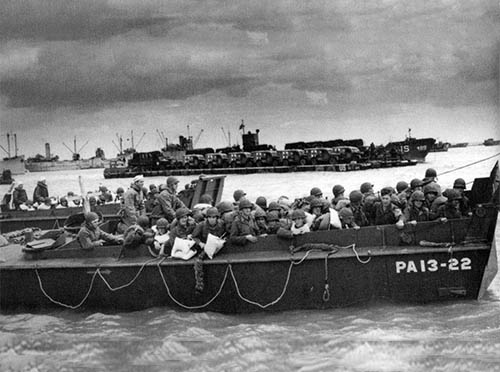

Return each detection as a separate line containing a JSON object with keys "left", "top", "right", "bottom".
{"left": 395, "top": 258, "right": 472, "bottom": 274}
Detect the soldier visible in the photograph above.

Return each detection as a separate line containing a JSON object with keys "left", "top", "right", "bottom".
{"left": 266, "top": 211, "right": 283, "bottom": 234}
{"left": 114, "top": 187, "right": 125, "bottom": 203}
{"left": 123, "top": 216, "right": 155, "bottom": 250}
{"left": 77, "top": 212, "right": 122, "bottom": 250}
{"left": 254, "top": 208, "right": 268, "bottom": 236}
{"left": 410, "top": 178, "right": 424, "bottom": 194}
{"left": 349, "top": 190, "right": 369, "bottom": 227}
{"left": 56, "top": 196, "right": 69, "bottom": 209}
{"left": 255, "top": 196, "right": 267, "bottom": 211}
{"left": 360, "top": 182, "right": 377, "bottom": 225}
{"left": 374, "top": 188, "right": 405, "bottom": 228}
{"left": 12, "top": 183, "right": 28, "bottom": 210}
{"left": 157, "top": 176, "right": 187, "bottom": 222}
{"left": 436, "top": 189, "right": 463, "bottom": 221}
{"left": 165, "top": 208, "right": 196, "bottom": 255}
{"left": 422, "top": 168, "right": 438, "bottom": 186}
{"left": 286, "top": 209, "right": 310, "bottom": 235}
{"left": 403, "top": 191, "right": 429, "bottom": 224}
{"left": 423, "top": 183, "right": 446, "bottom": 220}
{"left": 331, "top": 184, "right": 347, "bottom": 207}
{"left": 230, "top": 198, "right": 259, "bottom": 245}
{"left": 233, "top": 189, "right": 246, "bottom": 205}
{"left": 117, "top": 175, "right": 146, "bottom": 233}
{"left": 152, "top": 218, "right": 170, "bottom": 255}
{"left": 267, "top": 201, "right": 283, "bottom": 218}
{"left": 192, "top": 207, "right": 225, "bottom": 250}
{"left": 216, "top": 200, "right": 235, "bottom": 235}
{"left": 98, "top": 185, "right": 113, "bottom": 204}
{"left": 309, "top": 187, "right": 323, "bottom": 199}
{"left": 311, "top": 198, "right": 341, "bottom": 231}
{"left": 453, "top": 178, "right": 471, "bottom": 216}
{"left": 33, "top": 177, "right": 49, "bottom": 204}
{"left": 338, "top": 208, "right": 360, "bottom": 229}
{"left": 395, "top": 181, "right": 410, "bottom": 210}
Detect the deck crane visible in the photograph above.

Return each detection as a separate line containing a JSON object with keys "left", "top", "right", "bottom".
{"left": 193, "top": 129, "right": 204, "bottom": 147}
{"left": 156, "top": 129, "right": 168, "bottom": 150}
{"left": 63, "top": 136, "right": 89, "bottom": 161}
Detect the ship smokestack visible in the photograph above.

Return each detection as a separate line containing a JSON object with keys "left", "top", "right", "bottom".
{"left": 45, "top": 143, "right": 51, "bottom": 159}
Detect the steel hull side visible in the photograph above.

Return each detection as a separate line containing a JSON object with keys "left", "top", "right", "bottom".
{"left": 0, "top": 245, "right": 491, "bottom": 313}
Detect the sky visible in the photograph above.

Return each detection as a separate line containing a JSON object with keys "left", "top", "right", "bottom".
{"left": 0, "top": 0, "right": 499, "bottom": 160}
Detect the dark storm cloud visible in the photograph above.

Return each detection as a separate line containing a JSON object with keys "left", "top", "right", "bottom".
{"left": 0, "top": 0, "right": 499, "bottom": 109}
{"left": 0, "top": 0, "right": 176, "bottom": 41}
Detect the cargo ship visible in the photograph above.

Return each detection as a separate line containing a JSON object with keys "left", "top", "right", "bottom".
{"left": 0, "top": 133, "right": 26, "bottom": 180}
{"left": 25, "top": 140, "right": 111, "bottom": 172}
{"left": 104, "top": 123, "right": 424, "bottom": 178}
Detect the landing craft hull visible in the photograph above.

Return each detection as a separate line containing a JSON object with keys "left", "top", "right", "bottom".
{"left": 0, "top": 243, "right": 493, "bottom": 313}
{"left": 0, "top": 204, "right": 121, "bottom": 234}
{"left": 1, "top": 164, "right": 498, "bottom": 313}
{"left": 385, "top": 138, "right": 436, "bottom": 162}
{"left": 1, "top": 210, "right": 497, "bottom": 313}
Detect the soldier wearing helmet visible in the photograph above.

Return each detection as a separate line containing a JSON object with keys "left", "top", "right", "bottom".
{"left": 152, "top": 218, "right": 170, "bottom": 255}
{"left": 77, "top": 212, "right": 123, "bottom": 250}
{"left": 114, "top": 187, "right": 125, "bottom": 203}
{"left": 331, "top": 184, "right": 347, "bottom": 207}
{"left": 310, "top": 187, "right": 323, "bottom": 199}
{"left": 422, "top": 168, "right": 438, "bottom": 186}
{"left": 192, "top": 207, "right": 225, "bottom": 249}
{"left": 216, "top": 200, "right": 235, "bottom": 235}
{"left": 255, "top": 196, "right": 267, "bottom": 211}
{"left": 436, "top": 189, "right": 463, "bottom": 221}
{"left": 233, "top": 189, "right": 247, "bottom": 204}
{"left": 423, "top": 182, "right": 447, "bottom": 220}
{"left": 156, "top": 176, "right": 187, "bottom": 223}
{"left": 266, "top": 211, "right": 283, "bottom": 234}
{"left": 164, "top": 207, "right": 196, "bottom": 255}
{"left": 349, "top": 190, "right": 369, "bottom": 227}
{"left": 403, "top": 191, "right": 429, "bottom": 224}
{"left": 453, "top": 178, "right": 471, "bottom": 216}
{"left": 338, "top": 207, "right": 359, "bottom": 229}
{"left": 311, "top": 198, "right": 341, "bottom": 231}
{"left": 287, "top": 209, "right": 311, "bottom": 235}
{"left": 254, "top": 208, "right": 268, "bottom": 236}
{"left": 360, "top": 182, "right": 377, "bottom": 225}
{"left": 230, "top": 198, "right": 259, "bottom": 245}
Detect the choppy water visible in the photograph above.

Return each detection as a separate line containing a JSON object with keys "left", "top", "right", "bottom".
{"left": 1, "top": 145, "right": 500, "bottom": 371}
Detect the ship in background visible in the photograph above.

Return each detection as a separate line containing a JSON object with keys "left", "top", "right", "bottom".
{"left": 25, "top": 139, "right": 110, "bottom": 172}
{"left": 0, "top": 133, "right": 26, "bottom": 183}
{"left": 483, "top": 138, "right": 500, "bottom": 146}
{"left": 384, "top": 129, "right": 436, "bottom": 162}
{"left": 24, "top": 132, "right": 148, "bottom": 173}
{"left": 449, "top": 142, "right": 468, "bottom": 148}
{"left": 429, "top": 141, "right": 450, "bottom": 152}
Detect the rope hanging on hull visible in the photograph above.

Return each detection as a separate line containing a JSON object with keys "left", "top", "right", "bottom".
{"left": 32, "top": 244, "right": 372, "bottom": 310}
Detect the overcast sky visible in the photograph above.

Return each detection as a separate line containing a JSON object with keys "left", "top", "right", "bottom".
{"left": 1, "top": 0, "right": 499, "bottom": 159}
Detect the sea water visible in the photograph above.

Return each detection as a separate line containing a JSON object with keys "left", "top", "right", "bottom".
{"left": 1, "top": 146, "right": 500, "bottom": 372}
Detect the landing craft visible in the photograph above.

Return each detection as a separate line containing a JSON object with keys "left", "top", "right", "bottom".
{"left": 1, "top": 163, "right": 498, "bottom": 313}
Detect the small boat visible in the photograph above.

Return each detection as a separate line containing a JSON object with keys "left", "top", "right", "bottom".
{"left": 484, "top": 138, "right": 500, "bottom": 146}
{"left": 0, "top": 175, "right": 225, "bottom": 234}
{"left": 429, "top": 141, "right": 450, "bottom": 153}
{"left": 449, "top": 143, "right": 468, "bottom": 148}
{"left": 1, "top": 164, "right": 498, "bottom": 313}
